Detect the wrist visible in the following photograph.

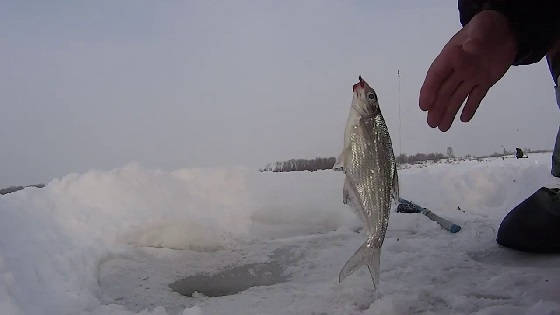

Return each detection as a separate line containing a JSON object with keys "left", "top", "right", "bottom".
{"left": 464, "top": 10, "right": 518, "bottom": 66}
{"left": 485, "top": 10, "right": 516, "bottom": 45}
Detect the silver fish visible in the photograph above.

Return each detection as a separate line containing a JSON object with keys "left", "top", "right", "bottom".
{"left": 338, "top": 76, "right": 399, "bottom": 287}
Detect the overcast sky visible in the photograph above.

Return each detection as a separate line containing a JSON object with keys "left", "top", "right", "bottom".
{"left": 1, "top": 0, "right": 558, "bottom": 186}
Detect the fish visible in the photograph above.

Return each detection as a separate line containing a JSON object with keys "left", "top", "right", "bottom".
{"left": 338, "top": 76, "right": 399, "bottom": 287}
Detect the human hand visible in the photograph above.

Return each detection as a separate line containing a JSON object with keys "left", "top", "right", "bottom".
{"left": 419, "top": 10, "right": 517, "bottom": 131}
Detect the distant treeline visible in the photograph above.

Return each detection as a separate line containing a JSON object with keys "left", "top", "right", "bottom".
{"left": 260, "top": 157, "right": 336, "bottom": 172}
{"left": 260, "top": 148, "right": 553, "bottom": 172}
{"left": 395, "top": 152, "right": 447, "bottom": 165}
{"left": 0, "top": 184, "right": 45, "bottom": 195}
{"left": 478, "top": 148, "right": 551, "bottom": 159}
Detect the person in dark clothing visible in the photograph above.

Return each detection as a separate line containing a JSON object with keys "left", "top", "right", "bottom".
{"left": 419, "top": 1, "right": 560, "bottom": 253}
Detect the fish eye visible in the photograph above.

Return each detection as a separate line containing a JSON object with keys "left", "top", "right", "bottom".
{"left": 367, "top": 92, "right": 377, "bottom": 101}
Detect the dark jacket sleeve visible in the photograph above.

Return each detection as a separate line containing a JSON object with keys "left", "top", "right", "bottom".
{"left": 458, "top": 0, "right": 560, "bottom": 66}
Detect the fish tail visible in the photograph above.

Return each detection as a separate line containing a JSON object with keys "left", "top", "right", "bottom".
{"left": 338, "top": 241, "right": 381, "bottom": 287}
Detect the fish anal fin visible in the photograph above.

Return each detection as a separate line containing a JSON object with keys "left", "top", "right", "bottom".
{"left": 338, "top": 241, "right": 381, "bottom": 288}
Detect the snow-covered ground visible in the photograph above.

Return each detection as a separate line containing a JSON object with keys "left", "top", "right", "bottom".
{"left": 1, "top": 154, "right": 559, "bottom": 315}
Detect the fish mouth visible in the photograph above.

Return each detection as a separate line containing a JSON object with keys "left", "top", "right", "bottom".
{"left": 352, "top": 75, "right": 365, "bottom": 92}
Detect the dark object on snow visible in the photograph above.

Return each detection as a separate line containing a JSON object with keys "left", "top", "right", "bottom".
{"left": 497, "top": 187, "right": 560, "bottom": 253}
{"left": 397, "top": 198, "right": 461, "bottom": 233}
{"left": 0, "top": 184, "right": 45, "bottom": 195}
{"left": 515, "top": 148, "right": 527, "bottom": 159}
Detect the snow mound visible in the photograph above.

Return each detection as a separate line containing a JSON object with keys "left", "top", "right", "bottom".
{"left": 0, "top": 163, "right": 354, "bottom": 314}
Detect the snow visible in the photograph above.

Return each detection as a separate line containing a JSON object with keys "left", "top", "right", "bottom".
{"left": 1, "top": 154, "right": 559, "bottom": 315}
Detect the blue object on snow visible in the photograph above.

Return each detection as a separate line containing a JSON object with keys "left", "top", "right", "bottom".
{"left": 397, "top": 198, "right": 462, "bottom": 233}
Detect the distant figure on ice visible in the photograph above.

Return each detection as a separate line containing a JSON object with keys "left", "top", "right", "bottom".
{"left": 418, "top": 1, "right": 560, "bottom": 252}
{"left": 515, "top": 147, "right": 526, "bottom": 159}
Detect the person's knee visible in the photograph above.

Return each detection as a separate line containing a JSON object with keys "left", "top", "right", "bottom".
{"left": 547, "top": 40, "right": 560, "bottom": 86}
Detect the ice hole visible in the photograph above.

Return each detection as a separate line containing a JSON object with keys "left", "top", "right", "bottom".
{"left": 169, "top": 261, "right": 288, "bottom": 297}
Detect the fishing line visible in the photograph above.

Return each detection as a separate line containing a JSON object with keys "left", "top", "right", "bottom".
{"left": 397, "top": 69, "right": 402, "bottom": 156}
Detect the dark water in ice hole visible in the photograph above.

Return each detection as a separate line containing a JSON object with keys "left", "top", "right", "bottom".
{"left": 169, "top": 248, "right": 293, "bottom": 297}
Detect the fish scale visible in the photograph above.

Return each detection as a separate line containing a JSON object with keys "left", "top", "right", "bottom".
{"left": 350, "top": 116, "right": 392, "bottom": 244}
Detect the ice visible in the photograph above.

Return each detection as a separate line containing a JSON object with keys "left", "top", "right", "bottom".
{"left": 0, "top": 154, "right": 559, "bottom": 314}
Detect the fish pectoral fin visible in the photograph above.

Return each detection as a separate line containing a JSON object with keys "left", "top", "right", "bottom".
{"left": 391, "top": 167, "right": 399, "bottom": 206}
{"left": 334, "top": 149, "right": 347, "bottom": 171}
{"left": 338, "top": 241, "right": 381, "bottom": 288}
{"left": 343, "top": 178, "right": 367, "bottom": 224}
{"left": 343, "top": 187, "right": 350, "bottom": 205}
{"left": 342, "top": 178, "right": 351, "bottom": 205}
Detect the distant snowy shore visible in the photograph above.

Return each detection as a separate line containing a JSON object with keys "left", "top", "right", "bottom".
{"left": 0, "top": 154, "right": 559, "bottom": 315}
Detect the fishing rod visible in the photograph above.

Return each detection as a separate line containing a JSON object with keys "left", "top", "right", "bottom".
{"left": 397, "top": 198, "right": 462, "bottom": 233}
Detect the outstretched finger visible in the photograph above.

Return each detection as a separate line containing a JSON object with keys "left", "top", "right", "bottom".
{"left": 438, "top": 82, "right": 471, "bottom": 132}
{"left": 460, "top": 86, "right": 489, "bottom": 122}
{"left": 427, "top": 71, "right": 462, "bottom": 128}
{"left": 419, "top": 52, "right": 454, "bottom": 111}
